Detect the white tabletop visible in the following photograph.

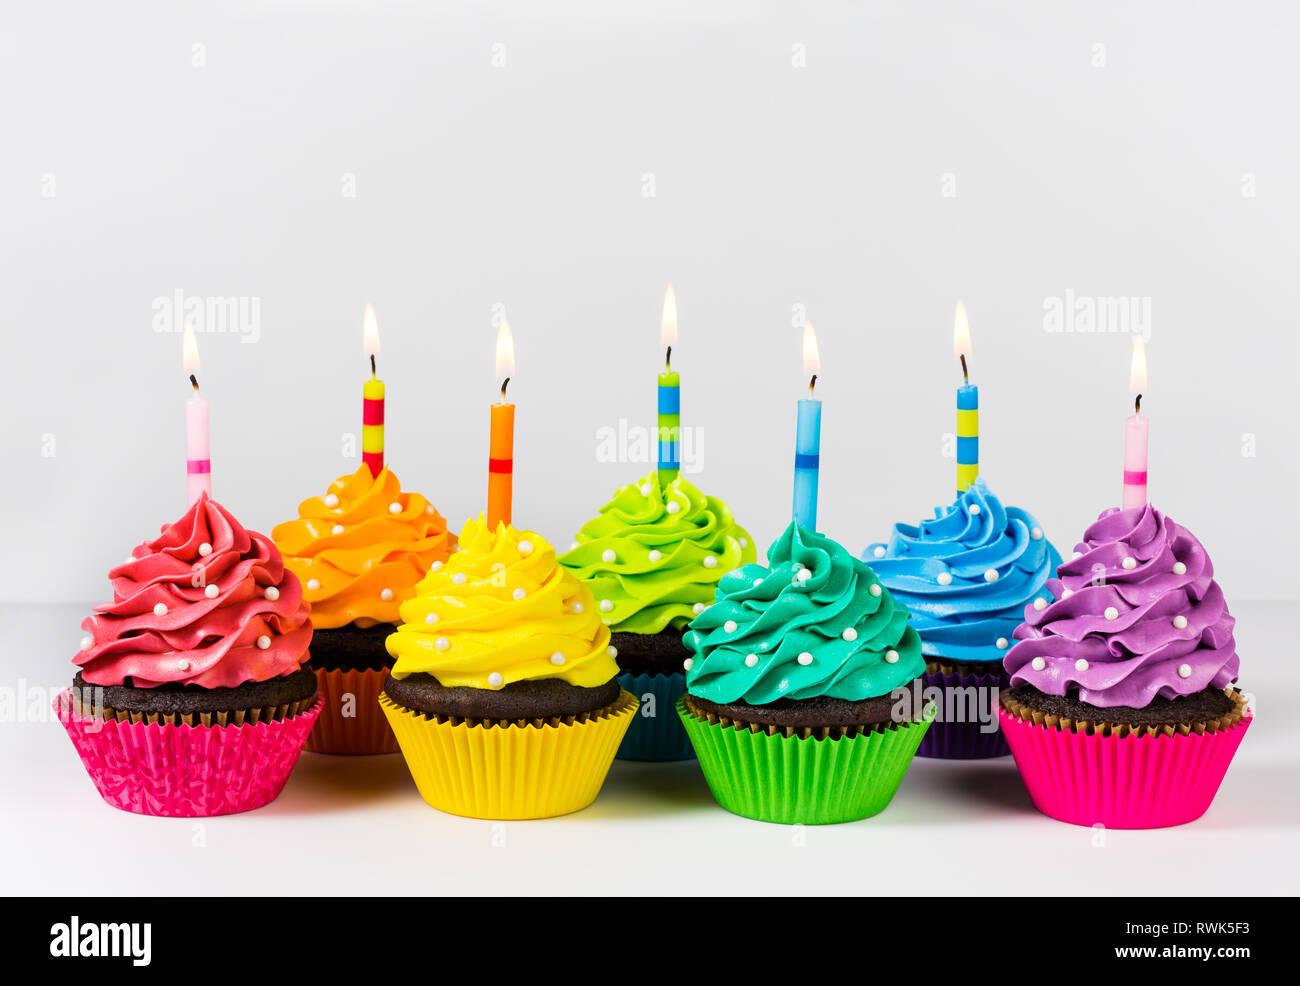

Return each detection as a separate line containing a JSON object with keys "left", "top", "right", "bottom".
{"left": 4, "top": 602, "right": 1295, "bottom": 896}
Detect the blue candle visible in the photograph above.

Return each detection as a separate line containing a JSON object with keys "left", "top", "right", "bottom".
{"left": 792, "top": 322, "right": 822, "bottom": 529}
{"left": 954, "top": 301, "right": 979, "bottom": 494}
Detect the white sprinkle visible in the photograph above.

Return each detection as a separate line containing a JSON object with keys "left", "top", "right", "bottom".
{"left": 153, "top": 603, "right": 168, "bottom": 617}
{"left": 984, "top": 569, "right": 999, "bottom": 583}
{"left": 797, "top": 652, "right": 814, "bottom": 666}
{"left": 425, "top": 613, "right": 438, "bottom": 625}
{"left": 323, "top": 494, "right": 339, "bottom": 508}
{"left": 724, "top": 620, "right": 738, "bottom": 633}
{"left": 1173, "top": 562, "right": 1187, "bottom": 575}
{"left": 599, "top": 599, "right": 613, "bottom": 612}
{"left": 693, "top": 603, "right": 706, "bottom": 615}
{"left": 666, "top": 501, "right": 680, "bottom": 514}
{"left": 969, "top": 504, "right": 981, "bottom": 516}
{"left": 380, "top": 588, "right": 394, "bottom": 601}
{"left": 389, "top": 501, "right": 402, "bottom": 514}
{"left": 873, "top": 546, "right": 886, "bottom": 558}
{"left": 551, "top": 652, "right": 566, "bottom": 666}
{"left": 488, "top": 672, "right": 503, "bottom": 688}
{"left": 842, "top": 627, "right": 858, "bottom": 642}
{"left": 1178, "top": 663, "right": 1192, "bottom": 679}
{"left": 648, "top": 550, "right": 662, "bottom": 562}
{"left": 1104, "top": 606, "right": 1119, "bottom": 620}
{"left": 996, "top": 637, "right": 1008, "bottom": 649}
{"left": 178, "top": 660, "right": 190, "bottom": 671}
{"left": 512, "top": 588, "right": 526, "bottom": 601}
{"left": 1061, "top": 589, "right": 1073, "bottom": 599}
{"left": 80, "top": 636, "right": 93, "bottom": 651}
{"left": 307, "top": 579, "right": 320, "bottom": 591}
{"left": 885, "top": 650, "right": 899, "bottom": 664}
{"left": 431, "top": 561, "right": 443, "bottom": 572}
{"left": 869, "top": 584, "right": 882, "bottom": 597}
{"left": 937, "top": 572, "right": 953, "bottom": 586}
{"left": 517, "top": 540, "right": 533, "bottom": 555}
{"left": 256, "top": 635, "right": 271, "bottom": 650}
{"left": 602, "top": 548, "right": 617, "bottom": 563}
{"left": 1033, "top": 598, "right": 1047, "bottom": 611}
{"left": 1173, "top": 615, "right": 1188, "bottom": 629}
{"left": 639, "top": 483, "right": 652, "bottom": 496}
{"left": 607, "top": 645, "right": 618, "bottom": 658}
{"left": 571, "top": 602, "right": 584, "bottom": 614}
{"left": 739, "top": 538, "right": 749, "bottom": 548}
{"left": 704, "top": 556, "right": 718, "bottom": 569}
{"left": 796, "top": 568, "right": 811, "bottom": 581}
{"left": 198, "top": 542, "right": 212, "bottom": 556}
{"left": 1122, "top": 557, "right": 1137, "bottom": 571}
{"left": 1030, "top": 527, "right": 1043, "bottom": 540}
{"left": 745, "top": 653, "right": 758, "bottom": 667}
{"left": 205, "top": 584, "right": 219, "bottom": 599}
{"left": 332, "top": 524, "right": 345, "bottom": 535}
{"left": 1031, "top": 657, "right": 1046, "bottom": 671}
{"left": 265, "top": 586, "right": 280, "bottom": 601}
{"left": 435, "top": 637, "right": 450, "bottom": 651}
{"left": 1075, "top": 658, "right": 1089, "bottom": 671}
{"left": 683, "top": 658, "right": 694, "bottom": 672}
{"left": 452, "top": 573, "right": 467, "bottom": 585}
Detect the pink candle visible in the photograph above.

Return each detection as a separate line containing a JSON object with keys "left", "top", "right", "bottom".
{"left": 183, "top": 326, "right": 211, "bottom": 504}
{"left": 1122, "top": 338, "right": 1148, "bottom": 509}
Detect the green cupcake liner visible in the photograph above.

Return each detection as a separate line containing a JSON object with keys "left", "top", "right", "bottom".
{"left": 677, "top": 696, "right": 933, "bottom": 824}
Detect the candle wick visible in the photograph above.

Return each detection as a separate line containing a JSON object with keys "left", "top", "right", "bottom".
{"left": 808, "top": 374, "right": 817, "bottom": 396}
{"left": 665, "top": 346, "right": 672, "bottom": 371}
{"left": 959, "top": 353, "right": 969, "bottom": 384}
{"left": 189, "top": 374, "right": 199, "bottom": 392}
{"left": 370, "top": 353, "right": 376, "bottom": 378}
{"left": 1135, "top": 393, "right": 1142, "bottom": 414}
{"left": 500, "top": 377, "right": 510, "bottom": 400}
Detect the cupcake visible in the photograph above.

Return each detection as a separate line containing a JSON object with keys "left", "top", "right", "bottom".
{"left": 558, "top": 472, "right": 754, "bottom": 760}
{"left": 380, "top": 515, "right": 637, "bottom": 819}
{"left": 272, "top": 465, "right": 454, "bottom": 754}
{"left": 864, "top": 479, "right": 1062, "bottom": 759}
{"left": 59, "top": 494, "right": 320, "bottom": 816}
{"left": 1000, "top": 504, "right": 1250, "bottom": 828}
{"left": 678, "top": 522, "right": 932, "bottom": 824}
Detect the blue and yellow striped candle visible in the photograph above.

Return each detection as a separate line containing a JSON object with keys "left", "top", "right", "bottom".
{"left": 953, "top": 301, "right": 978, "bottom": 493}
{"left": 657, "top": 285, "right": 680, "bottom": 486}
{"left": 792, "top": 322, "right": 822, "bottom": 530}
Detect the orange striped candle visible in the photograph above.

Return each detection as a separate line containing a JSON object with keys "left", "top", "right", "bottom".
{"left": 488, "top": 319, "right": 516, "bottom": 529}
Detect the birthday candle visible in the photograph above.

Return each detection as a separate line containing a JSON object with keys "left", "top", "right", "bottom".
{"left": 657, "top": 285, "right": 680, "bottom": 487}
{"left": 361, "top": 304, "right": 385, "bottom": 477}
{"left": 953, "top": 301, "right": 979, "bottom": 494}
{"left": 792, "top": 322, "right": 822, "bottom": 530}
{"left": 1122, "top": 337, "right": 1149, "bottom": 509}
{"left": 488, "top": 319, "right": 516, "bottom": 529}
{"left": 182, "top": 325, "right": 211, "bottom": 505}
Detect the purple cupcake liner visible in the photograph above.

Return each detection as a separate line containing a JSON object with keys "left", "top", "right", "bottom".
{"left": 915, "top": 663, "right": 1010, "bottom": 760}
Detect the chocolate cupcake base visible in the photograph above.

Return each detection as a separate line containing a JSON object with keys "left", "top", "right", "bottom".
{"left": 72, "top": 667, "right": 319, "bottom": 726}
{"left": 383, "top": 673, "right": 621, "bottom": 723}
{"left": 608, "top": 630, "right": 695, "bottom": 761}
{"left": 308, "top": 623, "right": 396, "bottom": 671}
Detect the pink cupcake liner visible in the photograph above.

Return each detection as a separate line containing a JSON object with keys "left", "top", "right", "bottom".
{"left": 998, "top": 707, "right": 1251, "bottom": 829}
{"left": 57, "top": 690, "right": 323, "bottom": 817}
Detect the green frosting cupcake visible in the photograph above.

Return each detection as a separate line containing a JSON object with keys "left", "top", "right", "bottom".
{"left": 558, "top": 472, "right": 756, "bottom": 634}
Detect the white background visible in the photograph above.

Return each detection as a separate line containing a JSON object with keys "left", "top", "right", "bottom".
{"left": 1, "top": 3, "right": 1296, "bottom": 895}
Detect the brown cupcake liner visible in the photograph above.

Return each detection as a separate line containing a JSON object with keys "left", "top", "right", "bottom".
{"left": 71, "top": 690, "right": 317, "bottom": 728}
{"left": 304, "top": 666, "right": 399, "bottom": 754}
{"left": 682, "top": 694, "right": 931, "bottom": 741}
{"left": 1000, "top": 687, "right": 1247, "bottom": 738}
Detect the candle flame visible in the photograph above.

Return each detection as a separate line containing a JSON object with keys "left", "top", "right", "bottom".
{"left": 363, "top": 304, "right": 381, "bottom": 361}
{"left": 661, "top": 283, "right": 678, "bottom": 353}
{"left": 1129, "top": 336, "right": 1147, "bottom": 394}
{"left": 495, "top": 318, "right": 516, "bottom": 381}
{"left": 953, "top": 300, "right": 972, "bottom": 362}
{"left": 182, "top": 324, "right": 201, "bottom": 376}
{"left": 802, "top": 321, "right": 821, "bottom": 375}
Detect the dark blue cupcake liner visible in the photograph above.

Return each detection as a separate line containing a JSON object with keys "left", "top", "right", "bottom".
{"left": 915, "top": 663, "right": 1011, "bottom": 760}
{"left": 615, "top": 671, "right": 696, "bottom": 761}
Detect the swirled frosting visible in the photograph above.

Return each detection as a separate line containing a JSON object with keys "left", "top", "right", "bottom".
{"left": 386, "top": 515, "right": 618, "bottom": 689}
{"left": 1005, "top": 504, "right": 1239, "bottom": 708}
{"left": 272, "top": 465, "right": 454, "bottom": 629}
{"left": 75, "top": 495, "right": 312, "bottom": 689}
{"left": 864, "top": 479, "right": 1062, "bottom": 664}
{"left": 558, "top": 472, "right": 755, "bottom": 633}
{"left": 684, "top": 522, "right": 924, "bottom": 704}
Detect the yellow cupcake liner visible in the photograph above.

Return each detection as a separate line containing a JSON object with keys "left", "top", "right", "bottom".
{"left": 379, "top": 689, "right": 638, "bottom": 819}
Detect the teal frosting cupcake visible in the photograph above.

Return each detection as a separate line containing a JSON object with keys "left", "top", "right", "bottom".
{"left": 677, "top": 522, "right": 932, "bottom": 824}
